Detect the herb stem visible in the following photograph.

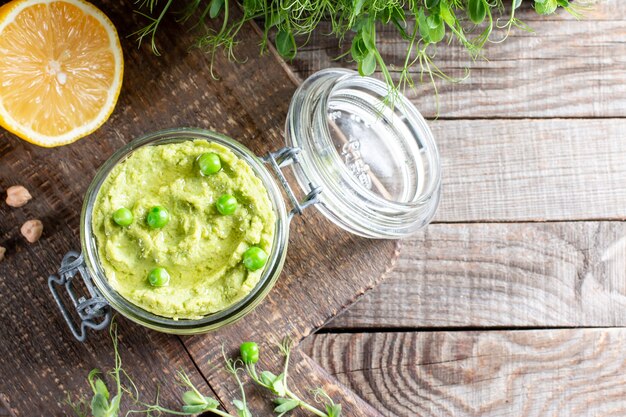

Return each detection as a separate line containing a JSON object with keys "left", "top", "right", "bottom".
{"left": 279, "top": 339, "right": 327, "bottom": 417}
{"left": 127, "top": 406, "right": 236, "bottom": 417}
{"left": 285, "top": 388, "right": 327, "bottom": 417}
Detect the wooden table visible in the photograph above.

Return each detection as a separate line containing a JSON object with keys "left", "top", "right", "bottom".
{"left": 293, "top": 1, "right": 626, "bottom": 415}
{"left": 1, "top": 1, "right": 625, "bottom": 416}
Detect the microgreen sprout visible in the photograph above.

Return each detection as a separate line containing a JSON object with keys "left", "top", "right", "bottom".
{"left": 224, "top": 346, "right": 253, "bottom": 417}
{"left": 67, "top": 322, "right": 342, "bottom": 417}
{"left": 244, "top": 338, "right": 342, "bottom": 417}
{"left": 126, "top": 370, "right": 233, "bottom": 416}
{"left": 132, "top": 0, "right": 589, "bottom": 98}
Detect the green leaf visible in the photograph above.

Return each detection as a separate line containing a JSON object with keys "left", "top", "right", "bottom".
{"left": 350, "top": 34, "right": 368, "bottom": 61}
{"left": 514, "top": 0, "right": 523, "bottom": 8}
{"left": 108, "top": 395, "right": 121, "bottom": 417}
{"left": 203, "top": 396, "right": 220, "bottom": 408}
{"left": 358, "top": 52, "right": 376, "bottom": 76}
{"left": 353, "top": 0, "right": 366, "bottom": 16}
{"left": 438, "top": 1, "right": 456, "bottom": 27}
{"left": 418, "top": 8, "right": 431, "bottom": 43}
{"left": 274, "top": 399, "right": 299, "bottom": 413}
{"left": 260, "top": 370, "right": 277, "bottom": 386}
{"left": 535, "top": 0, "right": 557, "bottom": 14}
{"left": 232, "top": 399, "right": 244, "bottom": 410}
{"left": 326, "top": 403, "right": 342, "bottom": 417}
{"left": 232, "top": 399, "right": 252, "bottom": 417}
{"left": 360, "top": 18, "right": 376, "bottom": 50}
{"left": 275, "top": 29, "right": 296, "bottom": 60}
{"left": 209, "top": 0, "right": 224, "bottom": 19}
{"left": 426, "top": 14, "right": 445, "bottom": 43}
{"left": 468, "top": 0, "right": 486, "bottom": 24}
{"left": 351, "top": 14, "right": 369, "bottom": 32}
{"left": 273, "top": 398, "right": 292, "bottom": 405}
{"left": 94, "top": 379, "right": 109, "bottom": 400}
{"left": 182, "top": 404, "right": 210, "bottom": 413}
{"left": 268, "top": 10, "right": 284, "bottom": 28}
{"left": 271, "top": 374, "right": 287, "bottom": 397}
{"left": 182, "top": 390, "right": 206, "bottom": 406}
{"left": 425, "top": 0, "right": 440, "bottom": 9}
{"left": 90, "top": 393, "right": 109, "bottom": 417}
{"left": 556, "top": 0, "right": 569, "bottom": 6}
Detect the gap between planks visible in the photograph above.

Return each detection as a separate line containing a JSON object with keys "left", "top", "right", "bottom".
{"left": 315, "top": 325, "right": 626, "bottom": 335}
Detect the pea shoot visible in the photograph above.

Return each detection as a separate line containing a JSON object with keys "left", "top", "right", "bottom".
{"left": 243, "top": 246, "right": 267, "bottom": 271}
{"left": 146, "top": 205, "right": 169, "bottom": 229}
{"left": 197, "top": 152, "right": 222, "bottom": 176}
{"left": 216, "top": 194, "right": 237, "bottom": 215}
{"left": 243, "top": 338, "right": 342, "bottom": 417}
{"left": 112, "top": 207, "right": 133, "bottom": 227}
{"left": 67, "top": 322, "right": 343, "bottom": 417}
{"left": 133, "top": 0, "right": 582, "bottom": 110}
{"left": 148, "top": 267, "right": 170, "bottom": 287}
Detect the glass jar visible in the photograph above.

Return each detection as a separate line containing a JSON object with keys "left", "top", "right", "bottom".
{"left": 48, "top": 68, "right": 441, "bottom": 341}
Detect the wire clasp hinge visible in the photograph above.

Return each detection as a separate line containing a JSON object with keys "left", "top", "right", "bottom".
{"left": 48, "top": 251, "right": 111, "bottom": 342}
{"left": 263, "top": 147, "right": 322, "bottom": 219}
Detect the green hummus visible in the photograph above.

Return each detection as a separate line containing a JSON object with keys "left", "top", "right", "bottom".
{"left": 92, "top": 140, "right": 276, "bottom": 319}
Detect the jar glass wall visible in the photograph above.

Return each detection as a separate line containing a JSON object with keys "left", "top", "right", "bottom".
{"left": 79, "top": 128, "right": 290, "bottom": 334}
{"left": 286, "top": 69, "right": 441, "bottom": 238}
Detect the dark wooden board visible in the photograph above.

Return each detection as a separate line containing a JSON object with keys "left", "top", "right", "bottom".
{"left": 0, "top": 1, "right": 398, "bottom": 415}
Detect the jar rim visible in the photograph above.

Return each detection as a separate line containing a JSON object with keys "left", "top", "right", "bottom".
{"left": 79, "top": 128, "right": 289, "bottom": 334}
{"left": 286, "top": 68, "right": 442, "bottom": 238}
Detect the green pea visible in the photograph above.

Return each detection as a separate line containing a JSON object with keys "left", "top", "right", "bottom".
{"left": 148, "top": 267, "right": 170, "bottom": 287}
{"left": 198, "top": 152, "right": 222, "bottom": 176}
{"left": 112, "top": 207, "right": 133, "bottom": 227}
{"left": 240, "top": 341, "right": 259, "bottom": 364}
{"left": 216, "top": 194, "right": 237, "bottom": 215}
{"left": 146, "top": 206, "right": 169, "bottom": 229}
{"left": 242, "top": 246, "right": 268, "bottom": 271}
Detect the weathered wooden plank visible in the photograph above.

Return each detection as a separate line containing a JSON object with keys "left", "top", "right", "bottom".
{"left": 287, "top": 2, "right": 626, "bottom": 118}
{"left": 327, "top": 221, "right": 626, "bottom": 329}
{"left": 303, "top": 329, "right": 626, "bottom": 417}
{"left": 431, "top": 118, "right": 626, "bottom": 222}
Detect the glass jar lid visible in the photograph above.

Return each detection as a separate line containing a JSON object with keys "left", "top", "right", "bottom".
{"left": 286, "top": 69, "right": 441, "bottom": 238}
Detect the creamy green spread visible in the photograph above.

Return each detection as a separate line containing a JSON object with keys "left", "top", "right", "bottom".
{"left": 92, "top": 140, "right": 276, "bottom": 319}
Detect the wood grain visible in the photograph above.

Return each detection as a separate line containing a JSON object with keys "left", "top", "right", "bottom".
{"left": 430, "top": 118, "right": 626, "bottom": 222}
{"left": 287, "top": 1, "right": 626, "bottom": 118}
{"left": 303, "top": 329, "right": 626, "bottom": 417}
{"left": 0, "top": 0, "right": 398, "bottom": 415}
{"left": 327, "top": 221, "right": 626, "bottom": 329}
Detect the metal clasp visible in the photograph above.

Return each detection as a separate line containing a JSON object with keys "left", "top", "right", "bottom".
{"left": 48, "top": 251, "right": 111, "bottom": 342}
{"left": 263, "top": 147, "right": 322, "bottom": 219}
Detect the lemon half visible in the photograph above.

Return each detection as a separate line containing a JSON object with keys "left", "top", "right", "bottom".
{"left": 0, "top": 0, "right": 123, "bottom": 147}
